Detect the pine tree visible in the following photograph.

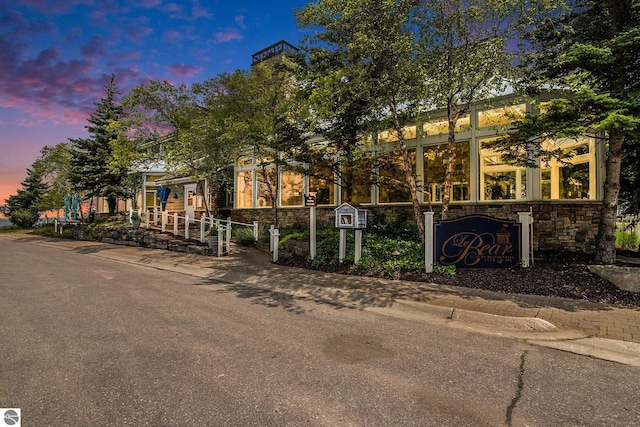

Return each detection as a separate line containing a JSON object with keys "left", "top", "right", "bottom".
{"left": 69, "top": 74, "right": 128, "bottom": 214}
{"left": 4, "top": 163, "right": 49, "bottom": 227}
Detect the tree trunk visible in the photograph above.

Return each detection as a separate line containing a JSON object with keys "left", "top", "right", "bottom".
{"left": 594, "top": 130, "right": 624, "bottom": 264}
{"left": 390, "top": 105, "right": 425, "bottom": 242}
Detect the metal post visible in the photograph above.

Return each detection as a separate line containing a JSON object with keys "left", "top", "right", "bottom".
{"left": 339, "top": 229, "right": 346, "bottom": 263}
{"left": 424, "top": 212, "right": 434, "bottom": 273}
{"left": 518, "top": 212, "right": 532, "bottom": 267}
{"left": 310, "top": 206, "right": 317, "bottom": 260}
{"left": 354, "top": 229, "right": 362, "bottom": 263}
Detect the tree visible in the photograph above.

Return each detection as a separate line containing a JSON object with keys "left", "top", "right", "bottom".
{"left": 69, "top": 74, "right": 128, "bottom": 214}
{"left": 295, "top": 6, "right": 381, "bottom": 203}
{"left": 415, "top": 0, "right": 556, "bottom": 219}
{"left": 297, "top": 0, "right": 426, "bottom": 239}
{"left": 115, "top": 78, "right": 244, "bottom": 218}
{"left": 218, "top": 58, "right": 310, "bottom": 227}
{"left": 4, "top": 162, "right": 48, "bottom": 227}
{"left": 36, "top": 143, "right": 73, "bottom": 216}
{"left": 488, "top": 0, "right": 640, "bottom": 264}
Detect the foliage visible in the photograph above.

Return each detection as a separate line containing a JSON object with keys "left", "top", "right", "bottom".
{"left": 232, "top": 227, "right": 257, "bottom": 247}
{"left": 7, "top": 209, "right": 40, "bottom": 228}
{"left": 36, "top": 143, "right": 73, "bottom": 213}
{"left": 4, "top": 162, "right": 48, "bottom": 226}
{"left": 297, "top": 0, "right": 425, "bottom": 239}
{"left": 432, "top": 264, "right": 457, "bottom": 276}
{"left": 115, "top": 77, "right": 246, "bottom": 217}
{"left": 69, "top": 74, "right": 128, "bottom": 214}
{"left": 415, "top": 0, "right": 555, "bottom": 219}
{"left": 616, "top": 229, "right": 639, "bottom": 250}
{"left": 216, "top": 58, "right": 310, "bottom": 226}
{"left": 352, "top": 234, "right": 424, "bottom": 277}
{"left": 488, "top": 0, "right": 640, "bottom": 264}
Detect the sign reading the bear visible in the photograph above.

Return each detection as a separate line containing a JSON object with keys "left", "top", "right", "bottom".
{"left": 434, "top": 215, "right": 521, "bottom": 268}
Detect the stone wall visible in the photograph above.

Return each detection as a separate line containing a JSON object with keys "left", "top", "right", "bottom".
{"left": 74, "top": 225, "right": 216, "bottom": 256}
{"left": 231, "top": 201, "right": 602, "bottom": 253}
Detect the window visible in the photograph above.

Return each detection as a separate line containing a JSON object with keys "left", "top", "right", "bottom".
{"left": 478, "top": 104, "right": 525, "bottom": 128}
{"left": 423, "top": 142, "right": 470, "bottom": 202}
{"left": 378, "top": 125, "right": 417, "bottom": 143}
{"left": 479, "top": 138, "right": 527, "bottom": 200}
{"left": 236, "top": 171, "right": 253, "bottom": 208}
{"left": 309, "top": 162, "right": 336, "bottom": 205}
{"left": 341, "top": 156, "right": 372, "bottom": 204}
{"left": 257, "top": 167, "right": 277, "bottom": 208}
{"left": 423, "top": 115, "right": 470, "bottom": 136}
{"left": 540, "top": 138, "right": 595, "bottom": 200}
{"left": 280, "top": 169, "right": 303, "bottom": 207}
{"left": 377, "top": 150, "right": 415, "bottom": 203}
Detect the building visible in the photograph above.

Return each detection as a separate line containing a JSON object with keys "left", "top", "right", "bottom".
{"left": 231, "top": 91, "right": 604, "bottom": 253}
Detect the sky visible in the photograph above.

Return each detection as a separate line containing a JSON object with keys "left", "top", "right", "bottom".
{"left": 0, "top": 0, "right": 311, "bottom": 215}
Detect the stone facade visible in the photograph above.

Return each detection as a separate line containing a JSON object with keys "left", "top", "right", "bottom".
{"left": 72, "top": 225, "right": 217, "bottom": 256}
{"left": 232, "top": 201, "right": 602, "bottom": 253}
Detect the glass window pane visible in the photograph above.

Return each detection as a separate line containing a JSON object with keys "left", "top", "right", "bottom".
{"left": 478, "top": 104, "right": 525, "bottom": 128}
{"left": 479, "top": 138, "right": 527, "bottom": 200}
{"left": 423, "top": 142, "right": 470, "bottom": 202}
{"left": 378, "top": 150, "right": 415, "bottom": 203}
{"left": 236, "top": 171, "right": 253, "bottom": 208}
{"left": 341, "top": 156, "right": 372, "bottom": 204}
{"left": 257, "top": 168, "right": 277, "bottom": 208}
{"left": 540, "top": 138, "right": 595, "bottom": 200}
{"left": 378, "top": 126, "right": 417, "bottom": 143}
{"left": 309, "top": 162, "right": 335, "bottom": 205}
{"left": 559, "top": 162, "right": 590, "bottom": 199}
{"left": 423, "top": 116, "right": 470, "bottom": 136}
{"left": 281, "top": 170, "right": 303, "bottom": 207}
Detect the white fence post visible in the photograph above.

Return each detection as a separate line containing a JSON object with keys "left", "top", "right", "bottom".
{"left": 253, "top": 221, "right": 259, "bottom": 240}
{"left": 185, "top": 215, "right": 190, "bottom": 240}
{"left": 173, "top": 212, "right": 178, "bottom": 236}
{"left": 269, "top": 225, "right": 275, "bottom": 252}
{"left": 424, "top": 212, "right": 434, "bottom": 273}
{"left": 272, "top": 228, "right": 280, "bottom": 262}
{"left": 226, "top": 217, "right": 232, "bottom": 252}
{"left": 162, "top": 211, "right": 167, "bottom": 233}
{"left": 310, "top": 206, "right": 317, "bottom": 260}
{"left": 339, "top": 229, "right": 346, "bottom": 263}
{"left": 217, "top": 227, "right": 224, "bottom": 257}
{"left": 200, "top": 216, "right": 206, "bottom": 242}
{"left": 354, "top": 229, "right": 362, "bottom": 263}
{"left": 518, "top": 212, "right": 532, "bottom": 267}
{"left": 145, "top": 209, "right": 150, "bottom": 229}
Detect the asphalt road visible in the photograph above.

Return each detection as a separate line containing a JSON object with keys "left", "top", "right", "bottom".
{"left": 1, "top": 236, "right": 639, "bottom": 426}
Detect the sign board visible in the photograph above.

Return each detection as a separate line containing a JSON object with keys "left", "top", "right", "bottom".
{"left": 334, "top": 203, "right": 367, "bottom": 229}
{"left": 434, "top": 215, "right": 521, "bottom": 268}
{"left": 304, "top": 194, "right": 317, "bottom": 207}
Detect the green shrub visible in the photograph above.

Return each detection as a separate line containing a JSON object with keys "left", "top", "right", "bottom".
{"left": 233, "top": 227, "right": 257, "bottom": 247}
{"left": 433, "top": 264, "right": 456, "bottom": 276}
{"left": 8, "top": 209, "right": 39, "bottom": 228}
{"left": 616, "top": 229, "right": 639, "bottom": 250}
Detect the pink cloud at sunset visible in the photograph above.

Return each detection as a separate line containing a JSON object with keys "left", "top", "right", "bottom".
{"left": 0, "top": 0, "right": 309, "bottom": 216}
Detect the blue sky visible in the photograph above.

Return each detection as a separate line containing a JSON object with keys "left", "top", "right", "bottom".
{"left": 0, "top": 0, "right": 310, "bottom": 210}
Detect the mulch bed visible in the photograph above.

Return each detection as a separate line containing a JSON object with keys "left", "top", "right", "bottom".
{"left": 277, "top": 250, "right": 640, "bottom": 309}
